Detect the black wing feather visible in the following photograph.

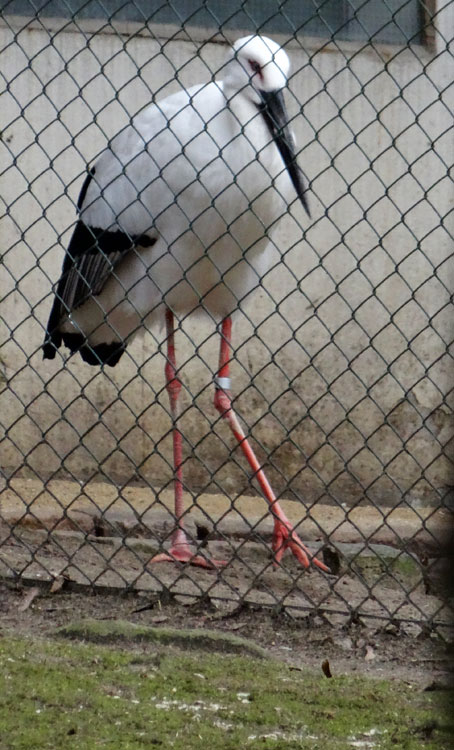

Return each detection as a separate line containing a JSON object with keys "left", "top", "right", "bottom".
{"left": 57, "top": 222, "right": 127, "bottom": 311}
{"left": 43, "top": 167, "right": 156, "bottom": 363}
{"left": 77, "top": 166, "right": 95, "bottom": 211}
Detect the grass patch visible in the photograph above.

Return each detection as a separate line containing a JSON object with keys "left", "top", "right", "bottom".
{"left": 0, "top": 630, "right": 452, "bottom": 749}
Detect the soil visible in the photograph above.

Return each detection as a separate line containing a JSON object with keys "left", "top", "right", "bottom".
{"left": 1, "top": 578, "right": 453, "bottom": 690}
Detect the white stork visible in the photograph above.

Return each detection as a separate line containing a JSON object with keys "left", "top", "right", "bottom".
{"left": 43, "top": 35, "right": 329, "bottom": 573}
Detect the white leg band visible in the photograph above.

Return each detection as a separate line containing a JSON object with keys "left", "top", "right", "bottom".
{"left": 214, "top": 376, "right": 231, "bottom": 390}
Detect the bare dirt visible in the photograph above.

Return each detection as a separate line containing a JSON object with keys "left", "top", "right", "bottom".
{"left": 1, "top": 580, "right": 453, "bottom": 690}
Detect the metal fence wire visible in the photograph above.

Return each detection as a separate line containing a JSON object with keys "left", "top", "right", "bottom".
{"left": 0, "top": 1, "right": 453, "bottom": 636}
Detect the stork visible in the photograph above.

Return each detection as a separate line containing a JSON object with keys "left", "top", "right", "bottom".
{"left": 43, "top": 35, "right": 329, "bottom": 573}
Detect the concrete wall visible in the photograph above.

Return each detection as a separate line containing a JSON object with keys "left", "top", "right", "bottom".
{"left": 1, "top": 10, "right": 453, "bottom": 509}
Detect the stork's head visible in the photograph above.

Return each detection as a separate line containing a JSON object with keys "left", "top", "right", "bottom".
{"left": 224, "top": 35, "right": 290, "bottom": 102}
{"left": 223, "top": 36, "right": 310, "bottom": 217}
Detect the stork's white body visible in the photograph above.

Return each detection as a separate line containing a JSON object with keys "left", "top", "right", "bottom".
{"left": 65, "top": 75, "right": 294, "bottom": 346}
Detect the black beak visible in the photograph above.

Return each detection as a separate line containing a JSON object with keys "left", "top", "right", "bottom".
{"left": 258, "top": 89, "right": 310, "bottom": 218}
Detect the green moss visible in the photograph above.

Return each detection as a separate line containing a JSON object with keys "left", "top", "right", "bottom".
{"left": 55, "top": 618, "right": 268, "bottom": 658}
{"left": 0, "top": 631, "right": 452, "bottom": 750}
{"left": 350, "top": 546, "right": 422, "bottom": 588}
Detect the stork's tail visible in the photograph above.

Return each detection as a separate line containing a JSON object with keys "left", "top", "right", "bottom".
{"left": 43, "top": 318, "right": 126, "bottom": 367}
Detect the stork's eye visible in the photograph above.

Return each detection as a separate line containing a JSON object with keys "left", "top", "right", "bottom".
{"left": 248, "top": 59, "right": 262, "bottom": 78}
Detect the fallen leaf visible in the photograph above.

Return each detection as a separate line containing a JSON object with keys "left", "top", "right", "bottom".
{"left": 322, "top": 546, "right": 341, "bottom": 575}
{"left": 196, "top": 524, "right": 210, "bottom": 546}
{"left": 322, "top": 659, "right": 332, "bottom": 678}
{"left": 18, "top": 586, "right": 40, "bottom": 612}
{"left": 50, "top": 575, "right": 66, "bottom": 594}
{"left": 364, "top": 645, "right": 376, "bottom": 661}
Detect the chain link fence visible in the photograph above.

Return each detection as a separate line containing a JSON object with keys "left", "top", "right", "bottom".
{"left": 0, "top": 1, "right": 453, "bottom": 636}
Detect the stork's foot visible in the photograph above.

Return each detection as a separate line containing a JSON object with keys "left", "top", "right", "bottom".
{"left": 149, "top": 542, "right": 226, "bottom": 569}
{"left": 272, "top": 519, "right": 330, "bottom": 573}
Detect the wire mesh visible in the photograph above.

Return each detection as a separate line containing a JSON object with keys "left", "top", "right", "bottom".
{"left": 0, "top": 1, "right": 453, "bottom": 636}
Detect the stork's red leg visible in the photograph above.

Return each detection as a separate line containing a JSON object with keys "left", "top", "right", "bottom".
{"left": 150, "top": 309, "right": 225, "bottom": 568}
{"left": 214, "top": 317, "right": 329, "bottom": 573}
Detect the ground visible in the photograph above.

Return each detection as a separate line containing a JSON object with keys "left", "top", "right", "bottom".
{"left": 0, "top": 587, "right": 453, "bottom": 749}
{"left": 0, "top": 581, "right": 452, "bottom": 687}
{"left": 1, "top": 478, "right": 452, "bottom": 641}
{"left": 1, "top": 478, "right": 453, "bottom": 747}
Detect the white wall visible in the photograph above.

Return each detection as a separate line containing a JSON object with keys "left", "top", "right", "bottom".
{"left": 0, "top": 11, "right": 453, "bottom": 508}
